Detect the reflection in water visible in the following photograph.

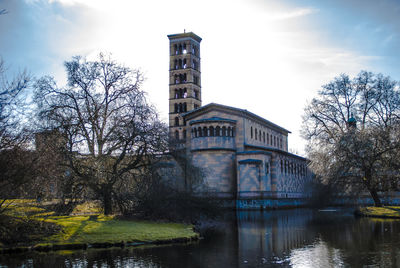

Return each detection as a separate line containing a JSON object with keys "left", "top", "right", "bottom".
{"left": 2, "top": 209, "right": 400, "bottom": 267}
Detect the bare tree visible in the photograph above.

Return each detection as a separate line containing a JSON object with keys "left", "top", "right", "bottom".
{"left": 34, "top": 53, "right": 168, "bottom": 214}
{"left": 0, "top": 58, "right": 31, "bottom": 212}
{"left": 303, "top": 71, "right": 400, "bottom": 206}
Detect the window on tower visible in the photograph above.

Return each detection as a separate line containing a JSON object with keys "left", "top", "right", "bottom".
{"left": 183, "top": 44, "right": 187, "bottom": 54}
{"left": 183, "top": 59, "right": 187, "bottom": 68}
{"left": 175, "top": 117, "right": 179, "bottom": 126}
{"left": 175, "top": 130, "right": 179, "bottom": 140}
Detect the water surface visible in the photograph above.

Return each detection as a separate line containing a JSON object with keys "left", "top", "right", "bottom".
{"left": 1, "top": 208, "right": 400, "bottom": 267}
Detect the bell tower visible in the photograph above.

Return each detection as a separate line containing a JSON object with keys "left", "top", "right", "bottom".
{"left": 168, "top": 32, "right": 202, "bottom": 142}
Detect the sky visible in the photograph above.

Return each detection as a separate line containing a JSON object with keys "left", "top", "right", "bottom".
{"left": 1, "top": 0, "right": 399, "bottom": 156}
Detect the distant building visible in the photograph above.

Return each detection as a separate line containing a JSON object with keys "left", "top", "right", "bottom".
{"left": 168, "top": 32, "right": 312, "bottom": 208}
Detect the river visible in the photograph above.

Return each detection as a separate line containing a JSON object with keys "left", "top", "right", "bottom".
{"left": 1, "top": 208, "right": 400, "bottom": 267}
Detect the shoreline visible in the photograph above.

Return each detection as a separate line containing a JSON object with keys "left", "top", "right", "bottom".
{"left": 355, "top": 206, "right": 400, "bottom": 219}
{"left": 0, "top": 234, "right": 199, "bottom": 254}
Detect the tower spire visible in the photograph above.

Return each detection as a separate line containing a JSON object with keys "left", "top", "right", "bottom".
{"left": 167, "top": 32, "right": 202, "bottom": 142}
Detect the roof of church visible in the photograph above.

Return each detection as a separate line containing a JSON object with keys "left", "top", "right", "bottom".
{"left": 189, "top": 116, "right": 237, "bottom": 125}
{"left": 167, "top": 32, "right": 202, "bottom": 42}
{"left": 183, "top": 103, "right": 291, "bottom": 134}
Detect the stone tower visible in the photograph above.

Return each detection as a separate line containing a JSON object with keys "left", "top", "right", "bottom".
{"left": 167, "top": 32, "right": 202, "bottom": 142}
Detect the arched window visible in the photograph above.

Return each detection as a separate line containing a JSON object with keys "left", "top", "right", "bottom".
{"left": 263, "top": 132, "right": 265, "bottom": 143}
{"left": 183, "top": 103, "right": 187, "bottom": 112}
{"left": 174, "top": 59, "right": 178, "bottom": 69}
{"left": 203, "top": 126, "right": 208, "bottom": 137}
{"left": 175, "top": 89, "right": 178, "bottom": 99}
{"left": 183, "top": 88, "right": 187, "bottom": 98}
{"left": 267, "top": 133, "right": 269, "bottom": 144}
{"left": 216, "top": 126, "right": 221, "bottom": 136}
{"left": 174, "top": 44, "right": 178, "bottom": 55}
{"left": 183, "top": 130, "right": 186, "bottom": 140}
{"left": 183, "top": 44, "right": 187, "bottom": 54}
{"left": 232, "top": 127, "right": 235, "bottom": 137}
{"left": 183, "top": 73, "right": 187, "bottom": 82}
{"left": 255, "top": 128, "right": 257, "bottom": 140}
{"left": 179, "top": 44, "right": 182, "bottom": 54}
{"left": 174, "top": 74, "right": 178, "bottom": 84}
{"left": 274, "top": 136, "right": 276, "bottom": 147}
{"left": 194, "top": 90, "right": 199, "bottom": 99}
{"left": 281, "top": 160, "right": 283, "bottom": 173}
{"left": 209, "top": 126, "right": 215, "bottom": 136}
{"left": 175, "top": 130, "right": 179, "bottom": 140}
{"left": 174, "top": 103, "right": 178, "bottom": 113}
{"left": 198, "top": 127, "right": 202, "bottom": 137}
{"left": 227, "top": 127, "right": 231, "bottom": 137}
{"left": 178, "top": 59, "right": 182, "bottom": 69}
{"left": 183, "top": 59, "right": 187, "bottom": 68}
{"left": 222, "top": 126, "right": 227, "bottom": 136}
{"left": 259, "top": 130, "right": 261, "bottom": 141}
{"left": 179, "top": 88, "right": 183, "bottom": 98}
{"left": 251, "top": 127, "right": 253, "bottom": 139}
{"left": 175, "top": 117, "right": 179, "bottom": 126}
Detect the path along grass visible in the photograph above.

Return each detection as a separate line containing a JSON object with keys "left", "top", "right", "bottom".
{"left": 0, "top": 200, "right": 198, "bottom": 250}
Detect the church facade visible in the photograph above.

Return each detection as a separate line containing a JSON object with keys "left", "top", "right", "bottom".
{"left": 167, "top": 32, "right": 312, "bottom": 208}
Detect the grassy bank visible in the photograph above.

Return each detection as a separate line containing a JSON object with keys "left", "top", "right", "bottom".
{"left": 0, "top": 200, "right": 198, "bottom": 252}
{"left": 357, "top": 206, "right": 400, "bottom": 218}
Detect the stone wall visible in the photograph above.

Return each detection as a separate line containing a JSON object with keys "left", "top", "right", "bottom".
{"left": 192, "top": 150, "right": 236, "bottom": 198}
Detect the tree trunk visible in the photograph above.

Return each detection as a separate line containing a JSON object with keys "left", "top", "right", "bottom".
{"left": 103, "top": 188, "right": 113, "bottom": 215}
{"left": 369, "top": 189, "right": 382, "bottom": 207}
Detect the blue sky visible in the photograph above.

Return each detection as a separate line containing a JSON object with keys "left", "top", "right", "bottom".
{"left": 1, "top": 0, "right": 399, "bottom": 155}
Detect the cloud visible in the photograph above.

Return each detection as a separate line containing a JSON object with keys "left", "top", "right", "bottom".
{"left": 269, "top": 7, "right": 318, "bottom": 20}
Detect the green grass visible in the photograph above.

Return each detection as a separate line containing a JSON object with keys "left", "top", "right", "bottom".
{"left": 358, "top": 206, "right": 400, "bottom": 218}
{"left": 42, "top": 215, "right": 196, "bottom": 244}
{"left": 1, "top": 199, "right": 198, "bottom": 248}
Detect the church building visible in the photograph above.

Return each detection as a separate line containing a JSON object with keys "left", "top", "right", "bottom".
{"left": 167, "top": 32, "right": 312, "bottom": 208}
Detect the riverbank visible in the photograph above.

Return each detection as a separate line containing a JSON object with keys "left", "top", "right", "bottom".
{"left": 0, "top": 201, "right": 199, "bottom": 254}
{"left": 356, "top": 206, "right": 400, "bottom": 218}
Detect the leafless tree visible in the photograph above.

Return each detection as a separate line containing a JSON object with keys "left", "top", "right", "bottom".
{"left": 34, "top": 53, "right": 168, "bottom": 214}
{"left": 303, "top": 71, "right": 400, "bottom": 206}
{"left": 0, "top": 58, "right": 31, "bottom": 213}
